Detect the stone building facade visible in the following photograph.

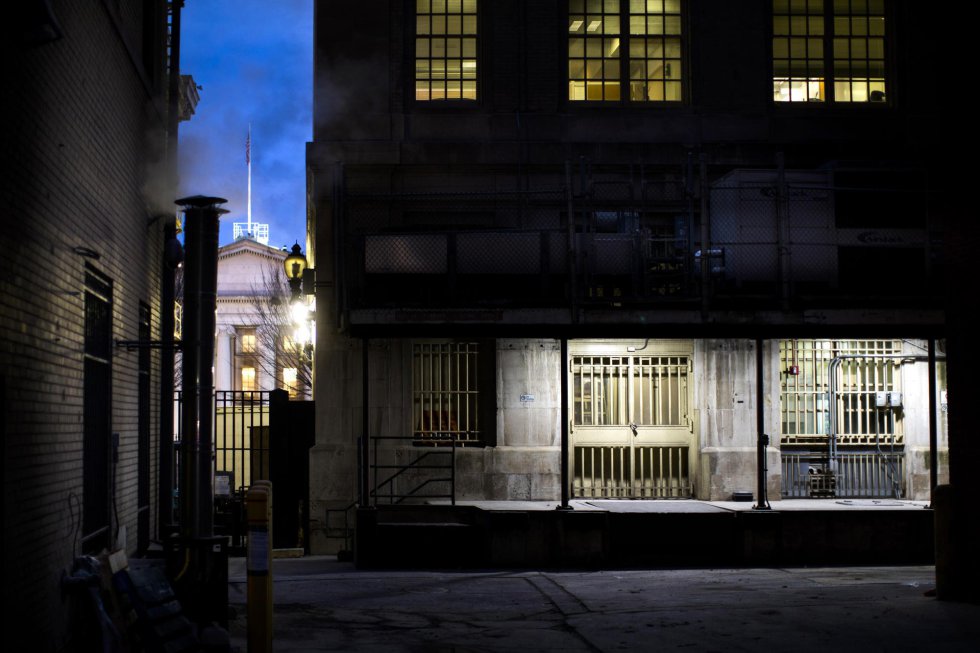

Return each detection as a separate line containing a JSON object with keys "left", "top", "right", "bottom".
{"left": 306, "top": 1, "right": 947, "bottom": 554}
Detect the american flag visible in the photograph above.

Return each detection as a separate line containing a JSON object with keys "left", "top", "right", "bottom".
{"left": 245, "top": 127, "right": 251, "bottom": 165}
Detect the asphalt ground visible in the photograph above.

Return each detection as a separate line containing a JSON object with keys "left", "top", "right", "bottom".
{"left": 226, "top": 557, "right": 980, "bottom": 652}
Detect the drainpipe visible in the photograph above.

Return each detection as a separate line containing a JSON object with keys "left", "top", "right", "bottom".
{"left": 159, "top": 0, "right": 183, "bottom": 537}
{"left": 699, "top": 154, "right": 710, "bottom": 315}
{"left": 361, "top": 338, "right": 370, "bottom": 507}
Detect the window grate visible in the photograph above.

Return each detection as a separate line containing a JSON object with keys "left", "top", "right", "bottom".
{"left": 780, "top": 339, "right": 903, "bottom": 446}
{"left": 572, "top": 355, "right": 689, "bottom": 426}
{"left": 413, "top": 341, "right": 481, "bottom": 444}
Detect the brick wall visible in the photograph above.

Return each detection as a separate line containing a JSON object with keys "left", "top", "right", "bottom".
{"left": 2, "top": 1, "right": 171, "bottom": 649}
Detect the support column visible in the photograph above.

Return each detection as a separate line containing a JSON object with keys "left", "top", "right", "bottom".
{"left": 754, "top": 338, "right": 771, "bottom": 510}
{"left": 558, "top": 338, "right": 571, "bottom": 510}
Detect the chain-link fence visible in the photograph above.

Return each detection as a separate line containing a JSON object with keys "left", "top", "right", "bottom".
{"left": 337, "top": 166, "right": 937, "bottom": 314}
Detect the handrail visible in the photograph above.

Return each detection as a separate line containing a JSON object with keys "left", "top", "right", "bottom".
{"left": 369, "top": 434, "right": 457, "bottom": 506}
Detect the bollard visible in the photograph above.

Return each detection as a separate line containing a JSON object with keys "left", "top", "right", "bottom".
{"left": 247, "top": 481, "right": 273, "bottom": 652}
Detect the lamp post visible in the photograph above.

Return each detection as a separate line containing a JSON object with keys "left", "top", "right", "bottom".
{"left": 283, "top": 242, "right": 314, "bottom": 395}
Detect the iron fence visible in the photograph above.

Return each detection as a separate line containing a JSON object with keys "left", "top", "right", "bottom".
{"left": 173, "top": 390, "right": 271, "bottom": 544}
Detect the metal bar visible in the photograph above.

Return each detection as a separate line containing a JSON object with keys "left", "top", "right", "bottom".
{"left": 755, "top": 338, "right": 770, "bottom": 510}
{"left": 361, "top": 338, "right": 370, "bottom": 506}
{"left": 928, "top": 339, "right": 938, "bottom": 499}
{"left": 560, "top": 338, "right": 570, "bottom": 508}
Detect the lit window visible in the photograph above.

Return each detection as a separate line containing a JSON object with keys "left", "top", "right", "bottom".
{"left": 241, "top": 367, "right": 256, "bottom": 391}
{"left": 282, "top": 367, "right": 299, "bottom": 398}
{"left": 568, "top": 0, "right": 683, "bottom": 103}
{"left": 240, "top": 332, "right": 256, "bottom": 353}
{"left": 283, "top": 335, "right": 297, "bottom": 352}
{"left": 415, "top": 0, "right": 478, "bottom": 101}
{"left": 780, "top": 340, "right": 902, "bottom": 446}
{"left": 413, "top": 342, "right": 481, "bottom": 444}
{"left": 773, "top": 0, "right": 886, "bottom": 103}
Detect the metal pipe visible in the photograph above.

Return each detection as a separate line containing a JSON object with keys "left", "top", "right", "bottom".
{"left": 928, "top": 339, "right": 938, "bottom": 499}
{"left": 158, "top": 0, "right": 183, "bottom": 538}
{"left": 827, "top": 353, "right": 921, "bottom": 473}
{"left": 176, "top": 195, "right": 227, "bottom": 539}
{"left": 361, "top": 337, "right": 370, "bottom": 506}
{"left": 754, "top": 338, "right": 770, "bottom": 510}
{"left": 159, "top": 219, "right": 177, "bottom": 533}
{"left": 565, "top": 161, "right": 577, "bottom": 323}
{"left": 559, "top": 338, "right": 571, "bottom": 510}
{"left": 699, "top": 154, "right": 710, "bottom": 314}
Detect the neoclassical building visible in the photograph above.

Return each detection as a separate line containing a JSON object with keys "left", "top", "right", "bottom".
{"left": 214, "top": 235, "right": 311, "bottom": 399}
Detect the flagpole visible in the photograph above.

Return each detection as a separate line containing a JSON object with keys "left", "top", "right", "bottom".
{"left": 246, "top": 124, "right": 252, "bottom": 235}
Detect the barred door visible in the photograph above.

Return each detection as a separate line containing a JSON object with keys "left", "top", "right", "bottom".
{"left": 569, "top": 341, "right": 695, "bottom": 498}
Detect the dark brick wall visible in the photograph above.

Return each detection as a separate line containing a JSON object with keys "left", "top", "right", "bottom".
{"left": 2, "top": 1, "right": 171, "bottom": 648}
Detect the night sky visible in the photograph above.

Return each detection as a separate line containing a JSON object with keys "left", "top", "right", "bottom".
{"left": 177, "top": 0, "right": 312, "bottom": 248}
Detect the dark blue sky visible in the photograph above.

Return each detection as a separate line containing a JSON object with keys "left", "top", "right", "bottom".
{"left": 177, "top": 0, "right": 312, "bottom": 248}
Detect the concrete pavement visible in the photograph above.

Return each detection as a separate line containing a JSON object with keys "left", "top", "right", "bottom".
{"left": 226, "top": 557, "right": 979, "bottom": 652}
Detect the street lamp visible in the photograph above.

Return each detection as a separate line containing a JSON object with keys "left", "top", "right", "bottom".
{"left": 283, "top": 241, "right": 308, "bottom": 301}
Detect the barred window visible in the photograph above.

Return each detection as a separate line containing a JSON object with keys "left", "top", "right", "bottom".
{"left": 415, "top": 0, "right": 478, "bottom": 101}
{"left": 780, "top": 339, "right": 903, "bottom": 446}
{"left": 572, "top": 355, "right": 689, "bottom": 426}
{"left": 413, "top": 342, "right": 481, "bottom": 444}
{"left": 569, "top": 0, "right": 683, "bottom": 103}
{"left": 773, "top": 0, "right": 886, "bottom": 103}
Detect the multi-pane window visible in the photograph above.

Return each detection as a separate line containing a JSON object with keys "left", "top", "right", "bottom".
{"left": 415, "top": 0, "right": 478, "bottom": 101}
{"left": 282, "top": 367, "right": 299, "bottom": 398}
{"left": 239, "top": 331, "right": 257, "bottom": 354}
{"left": 572, "top": 355, "right": 689, "bottom": 426}
{"left": 569, "top": 0, "right": 683, "bottom": 103}
{"left": 780, "top": 339, "right": 903, "bottom": 446}
{"left": 413, "top": 342, "right": 481, "bottom": 444}
{"left": 241, "top": 366, "right": 256, "bottom": 392}
{"left": 773, "top": 0, "right": 886, "bottom": 103}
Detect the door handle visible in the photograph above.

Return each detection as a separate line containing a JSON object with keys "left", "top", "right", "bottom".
{"left": 630, "top": 423, "right": 638, "bottom": 437}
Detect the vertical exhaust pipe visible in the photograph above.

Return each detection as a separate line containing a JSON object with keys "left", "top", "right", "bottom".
{"left": 176, "top": 195, "right": 227, "bottom": 539}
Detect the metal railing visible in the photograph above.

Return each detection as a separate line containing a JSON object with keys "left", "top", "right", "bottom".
{"left": 369, "top": 434, "right": 457, "bottom": 505}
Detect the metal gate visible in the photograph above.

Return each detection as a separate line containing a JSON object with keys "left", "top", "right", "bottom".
{"left": 174, "top": 390, "right": 271, "bottom": 526}
{"left": 569, "top": 341, "right": 695, "bottom": 498}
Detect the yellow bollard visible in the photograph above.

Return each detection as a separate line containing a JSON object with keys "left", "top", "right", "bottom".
{"left": 247, "top": 481, "right": 273, "bottom": 652}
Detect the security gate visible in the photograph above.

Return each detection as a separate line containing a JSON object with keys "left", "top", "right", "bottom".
{"left": 570, "top": 341, "right": 695, "bottom": 498}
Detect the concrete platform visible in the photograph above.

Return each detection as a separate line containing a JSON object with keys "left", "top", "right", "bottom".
{"left": 355, "top": 500, "right": 935, "bottom": 569}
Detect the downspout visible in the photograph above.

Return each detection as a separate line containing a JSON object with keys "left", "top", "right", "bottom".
{"left": 158, "top": 0, "right": 183, "bottom": 534}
